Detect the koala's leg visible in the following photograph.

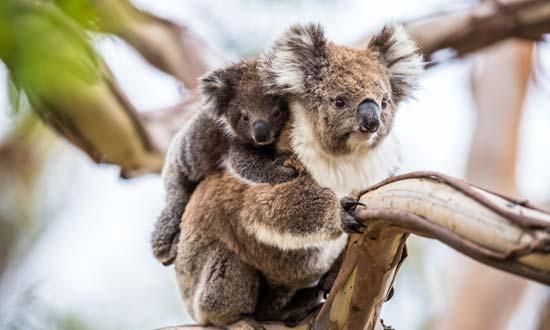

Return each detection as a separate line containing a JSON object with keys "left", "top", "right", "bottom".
{"left": 280, "top": 286, "right": 324, "bottom": 326}
{"left": 256, "top": 285, "right": 323, "bottom": 325}
{"left": 255, "top": 286, "right": 296, "bottom": 322}
{"left": 151, "top": 166, "right": 197, "bottom": 265}
{"left": 228, "top": 144, "right": 298, "bottom": 185}
{"left": 187, "top": 243, "right": 261, "bottom": 327}
{"left": 318, "top": 249, "right": 345, "bottom": 298}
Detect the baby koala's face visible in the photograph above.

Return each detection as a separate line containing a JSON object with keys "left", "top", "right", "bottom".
{"left": 225, "top": 95, "right": 289, "bottom": 146}
{"left": 200, "top": 60, "right": 290, "bottom": 147}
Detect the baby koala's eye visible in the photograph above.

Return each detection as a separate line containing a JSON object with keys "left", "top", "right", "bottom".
{"left": 273, "top": 109, "right": 281, "bottom": 118}
{"left": 334, "top": 96, "right": 347, "bottom": 109}
{"left": 381, "top": 97, "right": 390, "bottom": 109}
{"left": 241, "top": 113, "right": 250, "bottom": 122}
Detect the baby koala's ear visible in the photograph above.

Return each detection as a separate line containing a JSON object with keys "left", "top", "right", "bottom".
{"left": 367, "top": 24, "right": 424, "bottom": 102}
{"left": 260, "top": 23, "right": 328, "bottom": 95}
{"left": 200, "top": 66, "right": 239, "bottom": 117}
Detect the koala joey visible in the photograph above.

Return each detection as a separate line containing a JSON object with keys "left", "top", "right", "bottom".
{"left": 174, "top": 23, "right": 423, "bottom": 328}
{"left": 152, "top": 60, "right": 296, "bottom": 266}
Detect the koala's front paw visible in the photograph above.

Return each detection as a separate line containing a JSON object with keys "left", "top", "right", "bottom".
{"left": 272, "top": 155, "right": 299, "bottom": 182}
{"left": 276, "top": 164, "right": 298, "bottom": 179}
{"left": 340, "top": 196, "right": 366, "bottom": 234}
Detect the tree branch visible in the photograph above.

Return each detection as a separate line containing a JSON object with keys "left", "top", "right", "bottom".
{"left": 55, "top": 0, "right": 223, "bottom": 89}
{"left": 159, "top": 171, "right": 550, "bottom": 330}
{"left": 354, "top": 0, "right": 550, "bottom": 66}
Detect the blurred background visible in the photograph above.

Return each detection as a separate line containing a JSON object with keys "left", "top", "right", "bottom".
{"left": 0, "top": 0, "right": 549, "bottom": 329}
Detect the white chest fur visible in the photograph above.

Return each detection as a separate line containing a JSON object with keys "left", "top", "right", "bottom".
{"left": 290, "top": 103, "right": 400, "bottom": 197}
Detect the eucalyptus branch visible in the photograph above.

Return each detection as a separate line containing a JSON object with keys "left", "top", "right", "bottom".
{"left": 158, "top": 171, "right": 550, "bottom": 330}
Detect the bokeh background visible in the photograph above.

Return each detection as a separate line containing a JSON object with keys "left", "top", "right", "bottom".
{"left": 1, "top": 1, "right": 549, "bottom": 329}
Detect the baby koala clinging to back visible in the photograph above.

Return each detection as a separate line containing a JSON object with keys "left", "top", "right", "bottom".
{"left": 152, "top": 60, "right": 296, "bottom": 265}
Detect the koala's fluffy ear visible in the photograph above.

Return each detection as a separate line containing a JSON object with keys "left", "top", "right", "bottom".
{"left": 368, "top": 24, "right": 424, "bottom": 101}
{"left": 200, "top": 67, "right": 239, "bottom": 116}
{"left": 260, "top": 23, "right": 328, "bottom": 95}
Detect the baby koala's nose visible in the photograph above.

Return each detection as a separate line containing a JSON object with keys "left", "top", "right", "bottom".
{"left": 252, "top": 120, "right": 271, "bottom": 144}
{"left": 357, "top": 100, "right": 380, "bottom": 133}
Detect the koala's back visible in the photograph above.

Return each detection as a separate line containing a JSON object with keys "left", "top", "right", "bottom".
{"left": 163, "top": 110, "right": 231, "bottom": 184}
{"left": 176, "top": 171, "right": 340, "bottom": 288}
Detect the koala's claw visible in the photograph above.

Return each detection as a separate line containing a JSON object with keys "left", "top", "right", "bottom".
{"left": 276, "top": 165, "right": 298, "bottom": 178}
{"left": 340, "top": 195, "right": 366, "bottom": 234}
{"left": 341, "top": 210, "right": 366, "bottom": 234}
{"left": 340, "top": 196, "right": 366, "bottom": 212}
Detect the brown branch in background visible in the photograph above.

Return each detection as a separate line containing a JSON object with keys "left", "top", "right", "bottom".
{"left": 139, "top": 94, "right": 202, "bottom": 153}
{"left": 56, "top": 0, "right": 223, "bottom": 89}
{"left": 95, "top": 0, "right": 223, "bottom": 89}
{"left": 354, "top": 0, "right": 550, "bottom": 66}
{"left": 6, "top": 2, "right": 164, "bottom": 178}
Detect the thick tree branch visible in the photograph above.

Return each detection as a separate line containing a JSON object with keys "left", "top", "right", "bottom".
{"left": 160, "top": 171, "right": 550, "bottom": 330}
{"left": 3, "top": 2, "right": 164, "bottom": 178}
{"left": 55, "top": 0, "right": 223, "bottom": 89}
{"left": 355, "top": 0, "right": 550, "bottom": 65}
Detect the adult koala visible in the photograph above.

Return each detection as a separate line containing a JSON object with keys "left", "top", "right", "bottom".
{"left": 174, "top": 23, "right": 423, "bottom": 328}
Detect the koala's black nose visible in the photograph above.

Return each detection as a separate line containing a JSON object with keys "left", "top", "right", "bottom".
{"left": 357, "top": 100, "right": 380, "bottom": 133}
{"left": 252, "top": 120, "right": 271, "bottom": 144}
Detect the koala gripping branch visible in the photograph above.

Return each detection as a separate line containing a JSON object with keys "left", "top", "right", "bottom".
{"left": 313, "top": 171, "right": 550, "bottom": 330}
{"left": 160, "top": 171, "right": 550, "bottom": 330}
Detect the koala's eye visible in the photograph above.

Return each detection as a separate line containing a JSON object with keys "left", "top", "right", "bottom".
{"left": 334, "top": 97, "right": 347, "bottom": 109}
{"left": 381, "top": 97, "right": 390, "bottom": 109}
{"left": 273, "top": 109, "right": 281, "bottom": 118}
{"left": 242, "top": 113, "right": 249, "bottom": 122}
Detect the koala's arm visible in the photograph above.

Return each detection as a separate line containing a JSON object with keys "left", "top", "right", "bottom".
{"left": 152, "top": 112, "right": 229, "bottom": 265}
{"left": 239, "top": 174, "right": 344, "bottom": 250}
{"left": 227, "top": 144, "right": 301, "bottom": 185}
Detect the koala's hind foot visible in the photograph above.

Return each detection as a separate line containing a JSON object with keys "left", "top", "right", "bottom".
{"left": 340, "top": 196, "right": 366, "bottom": 234}
{"left": 255, "top": 286, "right": 296, "bottom": 322}
{"left": 255, "top": 285, "right": 323, "bottom": 326}
{"left": 280, "top": 287, "right": 324, "bottom": 327}
{"left": 189, "top": 244, "right": 260, "bottom": 327}
{"left": 151, "top": 210, "right": 181, "bottom": 266}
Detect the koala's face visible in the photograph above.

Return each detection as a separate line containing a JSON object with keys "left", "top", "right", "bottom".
{"left": 225, "top": 91, "right": 289, "bottom": 146}
{"left": 261, "top": 24, "right": 423, "bottom": 155}
{"left": 200, "top": 61, "right": 289, "bottom": 146}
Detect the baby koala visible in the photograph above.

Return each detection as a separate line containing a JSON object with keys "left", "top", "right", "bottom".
{"left": 152, "top": 60, "right": 296, "bottom": 265}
